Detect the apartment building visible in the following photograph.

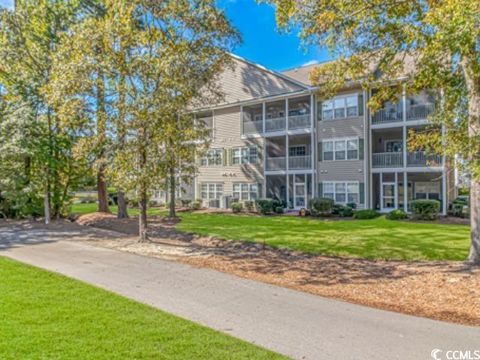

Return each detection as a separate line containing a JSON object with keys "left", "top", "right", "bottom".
{"left": 192, "top": 55, "right": 455, "bottom": 214}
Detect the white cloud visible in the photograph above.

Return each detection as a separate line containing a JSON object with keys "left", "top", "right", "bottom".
{"left": 302, "top": 60, "right": 319, "bottom": 67}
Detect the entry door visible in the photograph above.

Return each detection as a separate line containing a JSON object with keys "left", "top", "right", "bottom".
{"left": 381, "top": 182, "right": 396, "bottom": 211}
{"left": 293, "top": 175, "right": 306, "bottom": 209}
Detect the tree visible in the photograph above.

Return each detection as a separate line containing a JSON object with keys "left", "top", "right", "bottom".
{"left": 0, "top": 0, "right": 86, "bottom": 222}
{"left": 267, "top": 0, "right": 480, "bottom": 264}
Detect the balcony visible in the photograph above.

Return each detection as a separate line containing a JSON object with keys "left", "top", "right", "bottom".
{"left": 407, "top": 151, "right": 442, "bottom": 167}
{"left": 288, "top": 114, "right": 310, "bottom": 130}
{"left": 289, "top": 156, "right": 312, "bottom": 170}
{"left": 406, "top": 103, "right": 434, "bottom": 121}
{"left": 372, "top": 109, "right": 403, "bottom": 125}
{"left": 266, "top": 157, "right": 286, "bottom": 171}
{"left": 372, "top": 152, "right": 403, "bottom": 168}
{"left": 265, "top": 117, "right": 286, "bottom": 132}
{"left": 242, "top": 120, "right": 262, "bottom": 135}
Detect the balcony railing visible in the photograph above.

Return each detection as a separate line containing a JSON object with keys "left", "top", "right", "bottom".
{"left": 289, "top": 156, "right": 312, "bottom": 170}
{"left": 407, "top": 151, "right": 442, "bottom": 167}
{"left": 372, "top": 109, "right": 403, "bottom": 125}
{"left": 406, "top": 103, "right": 434, "bottom": 121}
{"left": 372, "top": 152, "right": 403, "bottom": 168}
{"left": 242, "top": 120, "right": 262, "bottom": 135}
{"left": 265, "top": 157, "right": 286, "bottom": 171}
{"left": 265, "top": 117, "right": 286, "bottom": 132}
{"left": 288, "top": 114, "right": 311, "bottom": 130}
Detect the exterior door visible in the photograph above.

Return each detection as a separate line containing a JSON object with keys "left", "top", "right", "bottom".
{"left": 381, "top": 182, "right": 396, "bottom": 211}
{"left": 293, "top": 175, "right": 306, "bottom": 209}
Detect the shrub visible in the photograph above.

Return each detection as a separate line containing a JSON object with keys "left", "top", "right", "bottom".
{"left": 339, "top": 206, "right": 353, "bottom": 217}
{"left": 346, "top": 202, "right": 357, "bottom": 210}
{"left": 410, "top": 199, "right": 440, "bottom": 220}
{"left": 309, "top": 197, "right": 334, "bottom": 216}
{"left": 181, "top": 199, "right": 192, "bottom": 207}
{"left": 231, "top": 202, "right": 243, "bottom": 213}
{"left": 386, "top": 209, "right": 408, "bottom": 220}
{"left": 243, "top": 201, "right": 255, "bottom": 212}
{"left": 256, "top": 199, "right": 274, "bottom": 215}
{"left": 272, "top": 198, "right": 284, "bottom": 210}
{"left": 353, "top": 209, "right": 380, "bottom": 220}
{"left": 274, "top": 206, "right": 284, "bottom": 214}
{"left": 190, "top": 200, "right": 202, "bottom": 210}
{"left": 128, "top": 199, "right": 139, "bottom": 208}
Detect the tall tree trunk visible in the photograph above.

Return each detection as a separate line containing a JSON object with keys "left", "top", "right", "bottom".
{"left": 169, "top": 165, "right": 176, "bottom": 218}
{"left": 463, "top": 60, "right": 480, "bottom": 264}
{"left": 117, "top": 191, "right": 128, "bottom": 219}
{"left": 138, "top": 128, "right": 148, "bottom": 242}
{"left": 44, "top": 178, "right": 50, "bottom": 225}
{"left": 96, "top": 69, "right": 110, "bottom": 213}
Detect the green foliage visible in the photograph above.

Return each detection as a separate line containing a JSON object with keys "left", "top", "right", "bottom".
{"left": 410, "top": 200, "right": 441, "bottom": 220}
{"left": 231, "top": 202, "right": 243, "bottom": 213}
{"left": 309, "top": 197, "right": 334, "bottom": 216}
{"left": 255, "top": 199, "right": 274, "bottom": 215}
{"left": 386, "top": 209, "right": 408, "bottom": 221}
{"left": 243, "top": 200, "right": 255, "bottom": 212}
{"left": 190, "top": 200, "right": 202, "bottom": 211}
{"left": 353, "top": 209, "right": 381, "bottom": 220}
{"left": 338, "top": 205, "right": 354, "bottom": 218}
{"left": 274, "top": 206, "right": 284, "bottom": 214}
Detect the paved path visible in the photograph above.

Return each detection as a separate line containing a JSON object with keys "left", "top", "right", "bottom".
{"left": 1, "top": 224, "right": 479, "bottom": 360}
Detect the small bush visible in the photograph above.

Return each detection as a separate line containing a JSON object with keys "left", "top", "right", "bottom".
{"left": 272, "top": 198, "right": 284, "bottom": 210}
{"left": 148, "top": 200, "right": 159, "bottom": 207}
{"left": 181, "top": 199, "right": 192, "bottom": 207}
{"left": 339, "top": 206, "right": 353, "bottom": 217}
{"left": 231, "top": 202, "right": 243, "bottom": 213}
{"left": 353, "top": 209, "right": 380, "bottom": 220}
{"left": 128, "top": 199, "right": 139, "bottom": 208}
{"left": 243, "top": 201, "right": 255, "bottom": 212}
{"left": 274, "top": 206, "right": 284, "bottom": 214}
{"left": 190, "top": 200, "right": 202, "bottom": 210}
{"left": 410, "top": 199, "right": 440, "bottom": 220}
{"left": 309, "top": 197, "right": 334, "bottom": 216}
{"left": 256, "top": 199, "right": 274, "bottom": 215}
{"left": 386, "top": 209, "right": 408, "bottom": 220}
{"left": 346, "top": 202, "right": 357, "bottom": 210}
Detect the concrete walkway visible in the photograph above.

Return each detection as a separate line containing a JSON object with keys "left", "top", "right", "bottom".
{"left": 1, "top": 224, "right": 479, "bottom": 360}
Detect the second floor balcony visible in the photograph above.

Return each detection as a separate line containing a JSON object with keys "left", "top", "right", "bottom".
{"left": 372, "top": 151, "right": 442, "bottom": 168}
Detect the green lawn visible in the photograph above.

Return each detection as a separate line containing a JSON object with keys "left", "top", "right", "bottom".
{"left": 71, "top": 203, "right": 164, "bottom": 216}
{"left": 175, "top": 213, "right": 470, "bottom": 261}
{"left": 0, "top": 257, "right": 284, "bottom": 360}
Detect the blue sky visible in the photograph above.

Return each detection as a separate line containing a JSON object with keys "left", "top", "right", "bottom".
{"left": 0, "top": 0, "right": 330, "bottom": 71}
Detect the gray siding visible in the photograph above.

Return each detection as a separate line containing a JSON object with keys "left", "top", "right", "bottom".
{"left": 318, "top": 161, "right": 365, "bottom": 182}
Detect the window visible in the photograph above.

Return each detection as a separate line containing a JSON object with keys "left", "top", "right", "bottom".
{"left": 233, "top": 183, "right": 258, "bottom": 201}
{"left": 201, "top": 149, "right": 223, "bottom": 166}
{"left": 323, "top": 138, "right": 359, "bottom": 161}
{"left": 323, "top": 181, "right": 360, "bottom": 204}
{"left": 289, "top": 145, "right": 306, "bottom": 157}
{"left": 201, "top": 183, "right": 223, "bottom": 199}
{"left": 322, "top": 95, "right": 359, "bottom": 120}
{"left": 232, "top": 147, "right": 258, "bottom": 165}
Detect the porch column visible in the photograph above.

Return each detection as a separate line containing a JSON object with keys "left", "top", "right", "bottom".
{"left": 402, "top": 125, "right": 407, "bottom": 168}
{"left": 262, "top": 102, "right": 266, "bottom": 134}
{"left": 262, "top": 139, "right": 267, "bottom": 198}
{"left": 403, "top": 172, "right": 408, "bottom": 212}
{"left": 442, "top": 169, "right": 448, "bottom": 215}
{"left": 285, "top": 98, "right": 289, "bottom": 131}
{"left": 285, "top": 174, "right": 289, "bottom": 208}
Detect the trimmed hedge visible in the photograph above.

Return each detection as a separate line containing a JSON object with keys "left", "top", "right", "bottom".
{"left": 231, "top": 202, "right": 243, "bottom": 213}
{"left": 353, "top": 209, "right": 380, "bottom": 220}
{"left": 386, "top": 209, "right": 408, "bottom": 220}
{"left": 256, "top": 198, "right": 284, "bottom": 215}
{"left": 410, "top": 199, "right": 441, "bottom": 220}
{"left": 309, "top": 197, "right": 334, "bottom": 216}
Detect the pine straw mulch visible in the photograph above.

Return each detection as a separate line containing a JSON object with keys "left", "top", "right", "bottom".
{"left": 76, "top": 213, "right": 480, "bottom": 326}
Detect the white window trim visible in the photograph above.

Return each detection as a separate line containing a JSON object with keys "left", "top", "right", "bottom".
{"left": 322, "top": 93, "right": 360, "bottom": 121}
{"left": 201, "top": 182, "right": 224, "bottom": 200}
{"left": 232, "top": 146, "right": 258, "bottom": 165}
{"left": 322, "top": 181, "right": 360, "bottom": 205}
{"left": 232, "top": 183, "right": 259, "bottom": 201}
{"left": 289, "top": 145, "right": 307, "bottom": 157}
{"left": 384, "top": 139, "right": 403, "bottom": 153}
{"left": 201, "top": 148, "right": 223, "bottom": 167}
{"left": 322, "top": 137, "right": 359, "bottom": 161}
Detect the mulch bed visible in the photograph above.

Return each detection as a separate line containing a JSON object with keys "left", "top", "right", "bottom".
{"left": 75, "top": 213, "right": 480, "bottom": 326}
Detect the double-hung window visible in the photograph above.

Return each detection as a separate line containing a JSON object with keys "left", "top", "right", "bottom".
{"left": 322, "top": 95, "right": 359, "bottom": 120}
{"left": 323, "top": 181, "right": 360, "bottom": 205}
{"left": 201, "top": 149, "right": 223, "bottom": 166}
{"left": 233, "top": 183, "right": 258, "bottom": 200}
{"left": 201, "top": 183, "right": 223, "bottom": 199}
{"left": 323, "top": 138, "right": 359, "bottom": 161}
{"left": 289, "top": 145, "right": 306, "bottom": 157}
{"left": 232, "top": 147, "right": 257, "bottom": 165}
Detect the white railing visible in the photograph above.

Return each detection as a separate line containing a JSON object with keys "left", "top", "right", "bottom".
{"left": 265, "top": 117, "right": 286, "bottom": 132}
{"left": 372, "top": 109, "right": 403, "bottom": 124}
{"left": 289, "top": 156, "right": 312, "bottom": 170}
{"left": 407, "top": 151, "right": 442, "bottom": 167}
{"left": 288, "top": 114, "right": 311, "bottom": 130}
{"left": 406, "top": 103, "right": 434, "bottom": 121}
{"left": 242, "top": 120, "right": 262, "bottom": 135}
{"left": 266, "top": 157, "right": 286, "bottom": 171}
{"left": 372, "top": 152, "right": 403, "bottom": 168}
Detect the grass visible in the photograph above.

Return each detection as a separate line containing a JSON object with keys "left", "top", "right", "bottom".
{"left": 0, "top": 257, "right": 284, "bottom": 360}
{"left": 71, "top": 203, "right": 164, "bottom": 216}
{"left": 175, "top": 213, "right": 471, "bottom": 261}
